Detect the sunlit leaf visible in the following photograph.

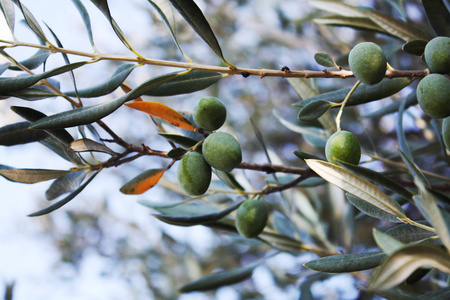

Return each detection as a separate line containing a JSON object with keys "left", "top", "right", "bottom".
{"left": 422, "top": 0, "right": 450, "bottom": 37}
{"left": 294, "top": 78, "right": 412, "bottom": 107}
{"left": 0, "top": 121, "right": 48, "bottom": 146}
{"left": 337, "top": 161, "right": 414, "bottom": 202}
{"left": 120, "top": 168, "right": 166, "bottom": 195}
{"left": 304, "top": 251, "right": 385, "bottom": 273}
{"left": 29, "top": 72, "right": 179, "bottom": 129}
{"left": 373, "top": 228, "right": 405, "bottom": 255}
{"left": 153, "top": 201, "right": 243, "bottom": 226}
{"left": 0, "top": 168, "right": 70, "bottom": 183}
{"left": 65, "top": 63, "right": 136, "bottom": 97}
{"left": 125, "top": 101, "right": 196, "bottom": 131}
{"left": 69, "top": 138, "right": 117, "bottom": 155}
{"left": 386, "top": 0, "right": 406, "bottom": 20}
{"left": 369, "top": 244, "right": 450, "bottom": 291}
{"left": 0, "top": 0, "right": 15, "bottom": 33}
{"left": 305, "top": 159, "right": 407, "bottom": 219}
{"left": 71, "top": 0, "right": 96, "bottom": 48}
{"left": 309, "top": 0, "right": 366, "bottom": 18}
{"left": 45, "top": 169, "right": 88, "bottom": 200}
{"left": 346, "top": 193, "right": 401, "bottom": 223}
{"left": 0, "top": 61, "right": 87, "bottom": 93}
{"left": 314, "top": 52, "right": 339, "bottom": 68}
{"left": 28, "top": 170, "right": 99, "bottom": 217}
{"left": 180, "top": 258, "right": 262, "bottom": 292}
{"left": 8, "top": 49, "right": 50, "bottom": 71}
{"left": 363, "top": 9, "right": 432, "bottom": 41}
{"left": 168, "top": 0, "right": 234, "bottom": 68}
{"left": 313, "top": 15, "right": 383, "bottom": 34}
{"left": 144, "top": 70, "right": 223, "bottom": 96}
{"left": 297, "top": 100, "right": 332, "bottom": 121}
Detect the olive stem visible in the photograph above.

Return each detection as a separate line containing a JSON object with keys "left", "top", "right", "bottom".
{"left": 335, "top": 80, "right": 361, "bottom": 131}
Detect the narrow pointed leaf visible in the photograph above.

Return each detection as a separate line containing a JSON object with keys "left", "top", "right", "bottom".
{"left": 362, "top": 91, "right": 417, "bottom": 118}
{"left": 168, "top": 0, "right": 233, "bottom": 67}
{"left": 4, "top": 87, "right": 58, "bottom": 101}
{"left": 369, "top": 245, "right": 450, "bottom": 291}
{"left": 214, "top": 170, "right": 245, "bottom": 191}
{"left": 45, "top": 169, "right": 88, "bottom": 200}
{"left": 402, "top": 40, "right": 428, "bottom": 56}
{"left": 346, "top": 193, "right": 402, "bottom": 222}
{"left": 120, "top": 168, "right": 166, "bottom": 195}
{"left": 286, "top": 77, "right": 318, "bottom": 100}
{"left": 337, "top": 160, "right": 414, "bottom": 202}
{"left": 0, "top": 61, "right": 88, "bottom": 93}
{"left": 125, "top": 101, "right": 196, "bottom": 131}
{"left": 373, "top": 228, "right": 405, "bottom": 255}
{"left": 90, "top": 0, "right": 137, "bottom": 53}
{"left": 145, "top": 70, "right": 223, "bottom": 96}
{"left": 297, "top": 100, "right": 332, "bottom": 121}
{"left": 305, "top": 159, "right": 406, "bottom": 219}
{"left": 8, "top": 49, "right": 50, "bottom": 71}
{"left": 293, "top": 151, "right": 324, "bottom": 161}
{"left": 397, "top": 97, "right": 413, "bottom": 160}
{"left": 11, "top": 106, "right": 74, "bottom": 145}
{"left": 11, "top": 0, "right": 48, "bottom": 42}
{"left": 314, "top": 52, "right": 338, "bottom": 68}
{"left": 308, "top": 0, "right": 366, "bottom": 18}
{"left": 398, "top": 148, "right": 431, "bottom": 189}
{"left": 147, "top": 0, "right": 188, "bottom": 59}
{"left": 422, "top": 0, "right": 450, "bottom": 37}
{"left": 29, "top": 72, "right": 179, "bottom": 129}
{"left": 65, "top": 63, "right": 136, "bottom": 97}
{"left": 71, "top": 0, "right": 96, "bottom": 48}
{"left": 386, "top": 0, "right": 406, "bottom": 20}
{"left": 180, "top": 260, "right": 259, "bottom": 292}
{"left": 28, "top": 171, "right": 99, "bottom": 217}
{"left": 313, "top": 15, "right": 385, "bottom": 33}
{"left": 157, "top": 132, "right": 199, "bottom": 148}
{"left": 417, "top": 287, "right": 450, "bottom": 300}
{"left": 386, "top": 224, "right": 438, "bottom": 244}
{"left": 69, "top": 138, "right": 117, "bottom": 155}
{"left": 167, "top": 147, "right": 187, "bottom": 158}
{"left": 153, "top": 201, "right": 243, "bottom": 227}
{"left": 0, "top": 0, "right": 15, "bottom": 33}
{"left": 363, "top": 9, "right": 432, "bottom": 41}
{"left": 0, "top": 62, "right": 11, "bottom": 76}
{"left": 294, "top": 78, "right": 412, "bottom": 107}
{"left": 0, "top": 168, "right": 70, "bottom": 183}
{"left": 304, "top": 251, "right": 385, "bottom": 273}
{"left": 0, "top": 121, "right": 48, "bottom": 146}
{"left": 38, "top": 136, "right": 83, "bottom": 165}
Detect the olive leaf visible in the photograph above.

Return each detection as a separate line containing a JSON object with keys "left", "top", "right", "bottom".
{"left": 386, "top": 224, "right": 438, "bottom": 244}
{"left": 71, "top": 0, "right": 96, "bottom": 48}
{"left": 313, "top": 15, "right": 383, "bottom": 34}
{"left": 157, "top": 132, "right": 199, "bottom": 148}
{"left": 373, "top": 228, "right": 405, "bottom": 255}
{"left": 11, "top": 0, "right": 49, "bottom": 43}
{"left": 297, "top": 100, "right": 332, "bottom": 121}
{"left": 402, "top": 40, "right": 428, "bottom": 56}
{"left": 120, "top": 168, "right": 166, "bottom": 195}
{"left": 45, "top": 169, "right": 89, "bottom": 200}
{"left": 7, "top": 48, "right": 50, "bottom": 71}
{"left": 422, "top": 0, "right": 450, "bottom": 37}
{"left": 0, "top": 0, "right": 15, "bottom": 34}
{"left": 0, "top": 168, "right": 71, "bottom": 183}
{"left": 346, "top": 193, "right": 402, "bottom": 223}
{"left": 0, "top": 121, "right": 48, "bottom": 146}
{"left": 369, "top": 244, "right": 450, "bottom": 291}
{"left": 304, "top": 251, "right": 386, "bottom": 273}
{"left": 69, "top": 138, "right": 117, "bottom": 155}
{"left": 314, "top": 52, "right": 339, "bottom": 68}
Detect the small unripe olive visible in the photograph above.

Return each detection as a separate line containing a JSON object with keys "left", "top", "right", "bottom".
{"left": 325, "top": 130, "right": 361, "bottom": 165}
{"left": 443, "top": 117, "right": 450, "bottom": 151}
{"left": 424, "top": 36, "right": 450, "bottom": 74}
{"left": 349, "top": 42, "right": 387, "bottom": 85}
{"left": 235, "top": 199, "right": 268, "bottom": 238}
{"left": 202, "top": 132, "right": 242, "bottom": 172}
{"left": 193, "top": 97, "right": 227, "bottom": 131}
{"left": 416, "top": 74, "right": 450, "bottom": 119}
{"left": 177, "top": 152, "right": 211, "bottom": 196}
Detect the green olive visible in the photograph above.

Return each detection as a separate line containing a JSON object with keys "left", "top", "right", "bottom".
{"left": 325, "top": 130, "right": 361, "bottom": 165}
{"left": 193, "top": 97, "right": 227, "bottom": 131}
{"left": 416, "top": 74, "right": 450, "bottom": 119}
{"left": 235, "top": 199, "right": 268, "bottom": 238}
{"left": 424, "top": 36, "right": 450, "bottom": 74}
{"left": 348, "top": 42, "right": 387, "bottom": 85}
{"left": 202, "top": 132, "right": 242, "bottom": 171}
{"left": 177, "top": 152, "right": 211, "bottom": 195}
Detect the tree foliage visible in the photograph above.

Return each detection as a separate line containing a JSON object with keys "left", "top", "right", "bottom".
{"left": 0, "top": 0, "right": 449, "bottom": 298}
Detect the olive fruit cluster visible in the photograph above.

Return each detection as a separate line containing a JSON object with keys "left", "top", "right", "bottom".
{"left": 235, "top": 199, "right": 268, "bottom": 238}
{"left": 177, "top": 97, "right": 242, "bottom": 196}
{"left": 325, "top": 130, "right": 361, "bottom": 165}
{"left": 416, "top": 37, "right": 450, "bottom": 119}
{"left": 349, "top": 42, "right": 387, "bottom": 85}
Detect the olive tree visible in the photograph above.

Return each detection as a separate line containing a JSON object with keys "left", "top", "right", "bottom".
{"left": 0, "top": 0, "right": 449, "bottom": 298}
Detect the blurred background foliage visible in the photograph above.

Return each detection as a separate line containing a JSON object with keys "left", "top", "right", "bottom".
{"left": 0, "top": 0, "right": 447, "bottom": 299}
